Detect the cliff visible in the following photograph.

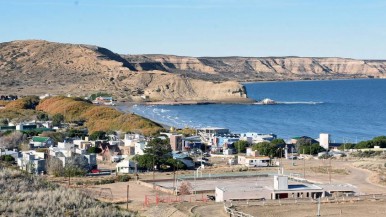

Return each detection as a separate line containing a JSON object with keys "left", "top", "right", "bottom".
{"left": 1, "top": 40, "right": 385, "bottom": 103}
{"left": 124, "top": 55, "right": 386, "bottom": 82}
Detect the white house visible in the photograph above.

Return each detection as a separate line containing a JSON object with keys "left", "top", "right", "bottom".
{"left": 123, "top": 133, "right": 145, "bottom": 147}
{"left": 0, "top": 149, "right": 19, "bottom": 161}
{"left": 239, "top": 132, "right": 276, "bottom": 144}
{"left": 17, "top": 151, "right": 46, "bottom": 174}
{"left": 238, "top": 155, "right": 271, "bottom": 167}
{"left": 116, "top": 159, "right": 136, "bottom": 174}
{"left": 49, "top": 142, "right": 74, "bottom": 158}
{"left": 30, "top": 136, "right": 54, "bottom": 148}
{"left": 134, "top": 141, "right": 147, "bottom": 155}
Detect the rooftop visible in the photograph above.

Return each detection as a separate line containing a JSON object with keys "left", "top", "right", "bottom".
{"left": 32, "top": 136, "right": 50, "bottom": 143}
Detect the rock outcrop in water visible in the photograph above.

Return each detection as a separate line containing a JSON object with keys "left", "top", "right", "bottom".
{"left": 1, "top": 40, "right": 385, "bottom": 103}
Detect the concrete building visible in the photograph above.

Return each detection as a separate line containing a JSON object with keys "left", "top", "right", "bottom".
{"left": 182, "top": 136, "right": 202, "bottom": 151}
{"left": 134, "top": 141, "right": 147, "bottom": 155}
{"left": 116, "top": 159, "right": 136, "bottom": 174}
{"left": 239, "top": 133, "right": 277, "bottom": 144}
{"left": 238, "top": 155, "right": 271, "bottom": 167}
{"left": 215, "top": 175, "right": 336, "bottom": 202}
{"left": 170, "top": 134, "right": 183, "bottom": 151}
{"left": 213, "top": 134, "right": 240, "bottom": 149}
{"left": 17, "top": 151, "right": 46, "bottom": 174}
{"left": 197, "top": 127, "right": 230, "bottom": 146}
{"left": 319, "top": 133, "right": 330, "bottom": 150}
{"left": 30, "top": 136, "right": 54, "bottom": 148}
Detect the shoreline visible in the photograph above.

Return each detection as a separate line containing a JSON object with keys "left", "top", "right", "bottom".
{"left": 241, "top": 77, "right": 382, "bottom": 84}
{"left": 143, "top": 98, "right": 256, "bottom": 106}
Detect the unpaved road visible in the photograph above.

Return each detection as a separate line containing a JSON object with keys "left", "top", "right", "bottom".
{"left": 191, "top": 203, "right": 228, "bottom": 217}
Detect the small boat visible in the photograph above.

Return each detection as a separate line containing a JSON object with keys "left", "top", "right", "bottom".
{"left": 255, "top": 98, "right": 277, "bottom": 105}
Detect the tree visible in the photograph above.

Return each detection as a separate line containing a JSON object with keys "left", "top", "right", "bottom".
{"left": 252, "top": 142, "right": 277, "bottom": 158}
{"left": 37, "top": 112, "right": 49, "bottom": 121}
{"left": 87, "top": 147, "right": 102, "bottom": 154}
{"left": 294, "top": 138, "right": 314, "bottom": 151}
{"left": 355, "top": 141, "right": 373, "bottom": 149}
{"left": 0, "top": 155, "right": 15, "bottom": 162}
{"left": 46, "top": 157, "right": 64, "bottom": 177}
{"left": 234, "top": 140, "right": 249, "bottom": 153}
{"left": 165, "top": 158, "right": 186, "bottom": 170}
{"left": 133, "top": 154, "right": 154, "bottom": 170}
{"left": 0, "top": 131, "right": 26, "bottom": 149}
{"left": 178, "top": 181, "right": 192, "bottom": 195}
{"left": 338, "top": 143, "right": 355, "bottom": 151}
{"left": 64, "top": 155, "right": 89, "bottom": 176}
{"left": 67, "top": 128, "right": 87, "bottom": 138}
{"left": 143, "top": 138, "right": 172, "bottom": 170}
{"left": 371, "top": 136, "right": 386, "bottom": 148}
{"left": 271, "top": 138, "right": 286, "bottom": 146}
{"left": 298, "top": 143, "right": 326, "bottom": 155}
{"left": 0, "top": 118, "right": 8, "bottom": 126}
{"left": 89, "top": 131, "right": 107, "bottom": 140}
{"left": 133, "top": 138, "right": 172, "bottom": 171}
{"left": 52, "top": 113, "right": 64, "bottom": 126}
{"left": 22, "top": 95, "right": 40, "bottom": 109}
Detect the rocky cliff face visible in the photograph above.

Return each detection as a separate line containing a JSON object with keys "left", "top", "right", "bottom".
{"left": 0, "top": 40, "right": 247, "bottom": 102}
{"left": 125, "top": 55, "right": 386, "bottom": 81}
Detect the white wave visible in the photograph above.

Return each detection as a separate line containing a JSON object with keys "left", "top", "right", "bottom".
{"left": 277, "top": 101, "right": 323, "bottom": 105}
{"left": 254, "top": 101, "right": 323, "bottom": 105}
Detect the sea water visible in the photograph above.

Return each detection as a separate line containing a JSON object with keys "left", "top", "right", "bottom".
{"left": 126, "top": 79, "right": 386, "bottom": 143}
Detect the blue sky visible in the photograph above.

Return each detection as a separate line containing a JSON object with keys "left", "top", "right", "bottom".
{"left": 1, "top": 0, "right": 385, "bottom": 59}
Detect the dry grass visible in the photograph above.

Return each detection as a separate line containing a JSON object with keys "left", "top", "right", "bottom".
{"left": 36, "top": 96, "right": 163, "bottom": 135}
{"left": 310, "top": 166, "right": 350, "bottom": 175}
{"left": 0, "top": 168, "right": 135, "bottom": 216}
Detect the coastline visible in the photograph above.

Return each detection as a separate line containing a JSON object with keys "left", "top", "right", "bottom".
{"left": 144, "top": 98, "right": 256, "bottom": 106}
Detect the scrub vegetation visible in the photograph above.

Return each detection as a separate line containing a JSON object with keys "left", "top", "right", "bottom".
{"left": 0, "top": 96, "right": 163, "bottom": 136}
{"left": 0, "top": 168, "right": 135, "bottom": 216}
{"left": 37, "top": 96, "right": 163, "bottom": 135}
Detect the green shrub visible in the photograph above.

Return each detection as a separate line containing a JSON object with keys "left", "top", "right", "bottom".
{"left": 117, "top": 175, "right": 131, "bottom": 182}
{"left": 94, "top": 178, "right": 115, "bottom": 185}
{"left": 0, "top": 155, "right": 15, "bottom": 162}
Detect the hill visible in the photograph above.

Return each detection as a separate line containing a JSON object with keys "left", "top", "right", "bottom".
{"left": 124, "top": 55, "right": 386, "bottom": 82}
{"left": 1, "top": 40, "right": 386, "bottom": 103}
{"left": 0, "top": 40, "right": 248, "bottom": 103}
{"left": 36, "top": 96, "right": 163, "bottom": 135}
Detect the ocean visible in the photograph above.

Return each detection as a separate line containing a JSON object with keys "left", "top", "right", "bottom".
{"left": 124, "top": 79, "right": 386, "bottom": 143}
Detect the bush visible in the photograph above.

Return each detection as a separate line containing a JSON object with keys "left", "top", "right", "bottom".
{"left": 0, "top": 155, "right": 15, "bottom": 162}
{"left": 87, "top": 147, "right": 102, "bottom": 154}
{"left": 94, "top": 178, "right": 115, "bottom": 185}
{"left": 117, "top": 175, "right": 131, "bottom": 182}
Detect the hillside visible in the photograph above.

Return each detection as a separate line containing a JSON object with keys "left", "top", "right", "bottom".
{"left": 0, "top": 40, "right": 247, "bottom": 103}
{"left": 36, "top": 96, "right": 163, "bottom": 135}
{"left": 1, "top": 40, "right": 386, "bottom": 103}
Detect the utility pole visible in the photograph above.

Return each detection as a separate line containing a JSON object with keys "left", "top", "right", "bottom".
{"left": 317, "top": 197, "right": 321, "bottom": 216}
{"left": 152, "top": 156, "right": 155, "bottom": 190}
{"left": 126, "top": 185, "right": 129, "bottom": 209}
{"left": 303, "top": 158, "right": 306, "bottom": 179}
{"left": 329, "top": 158, "right": 332, "bottom": 184}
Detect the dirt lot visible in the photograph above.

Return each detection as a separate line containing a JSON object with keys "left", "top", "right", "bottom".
{"left": 54, "top": 157, "right": 386, "bottom": 217}
{"left": 239, "top": 199, "right": 386, "bottom": 217}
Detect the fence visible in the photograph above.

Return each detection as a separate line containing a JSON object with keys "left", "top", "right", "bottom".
{"left": 229, "top": 193, "right": 386, "bottom": 207}
{"left": 143, "top": 193, "right": 209, "bottom": 207}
